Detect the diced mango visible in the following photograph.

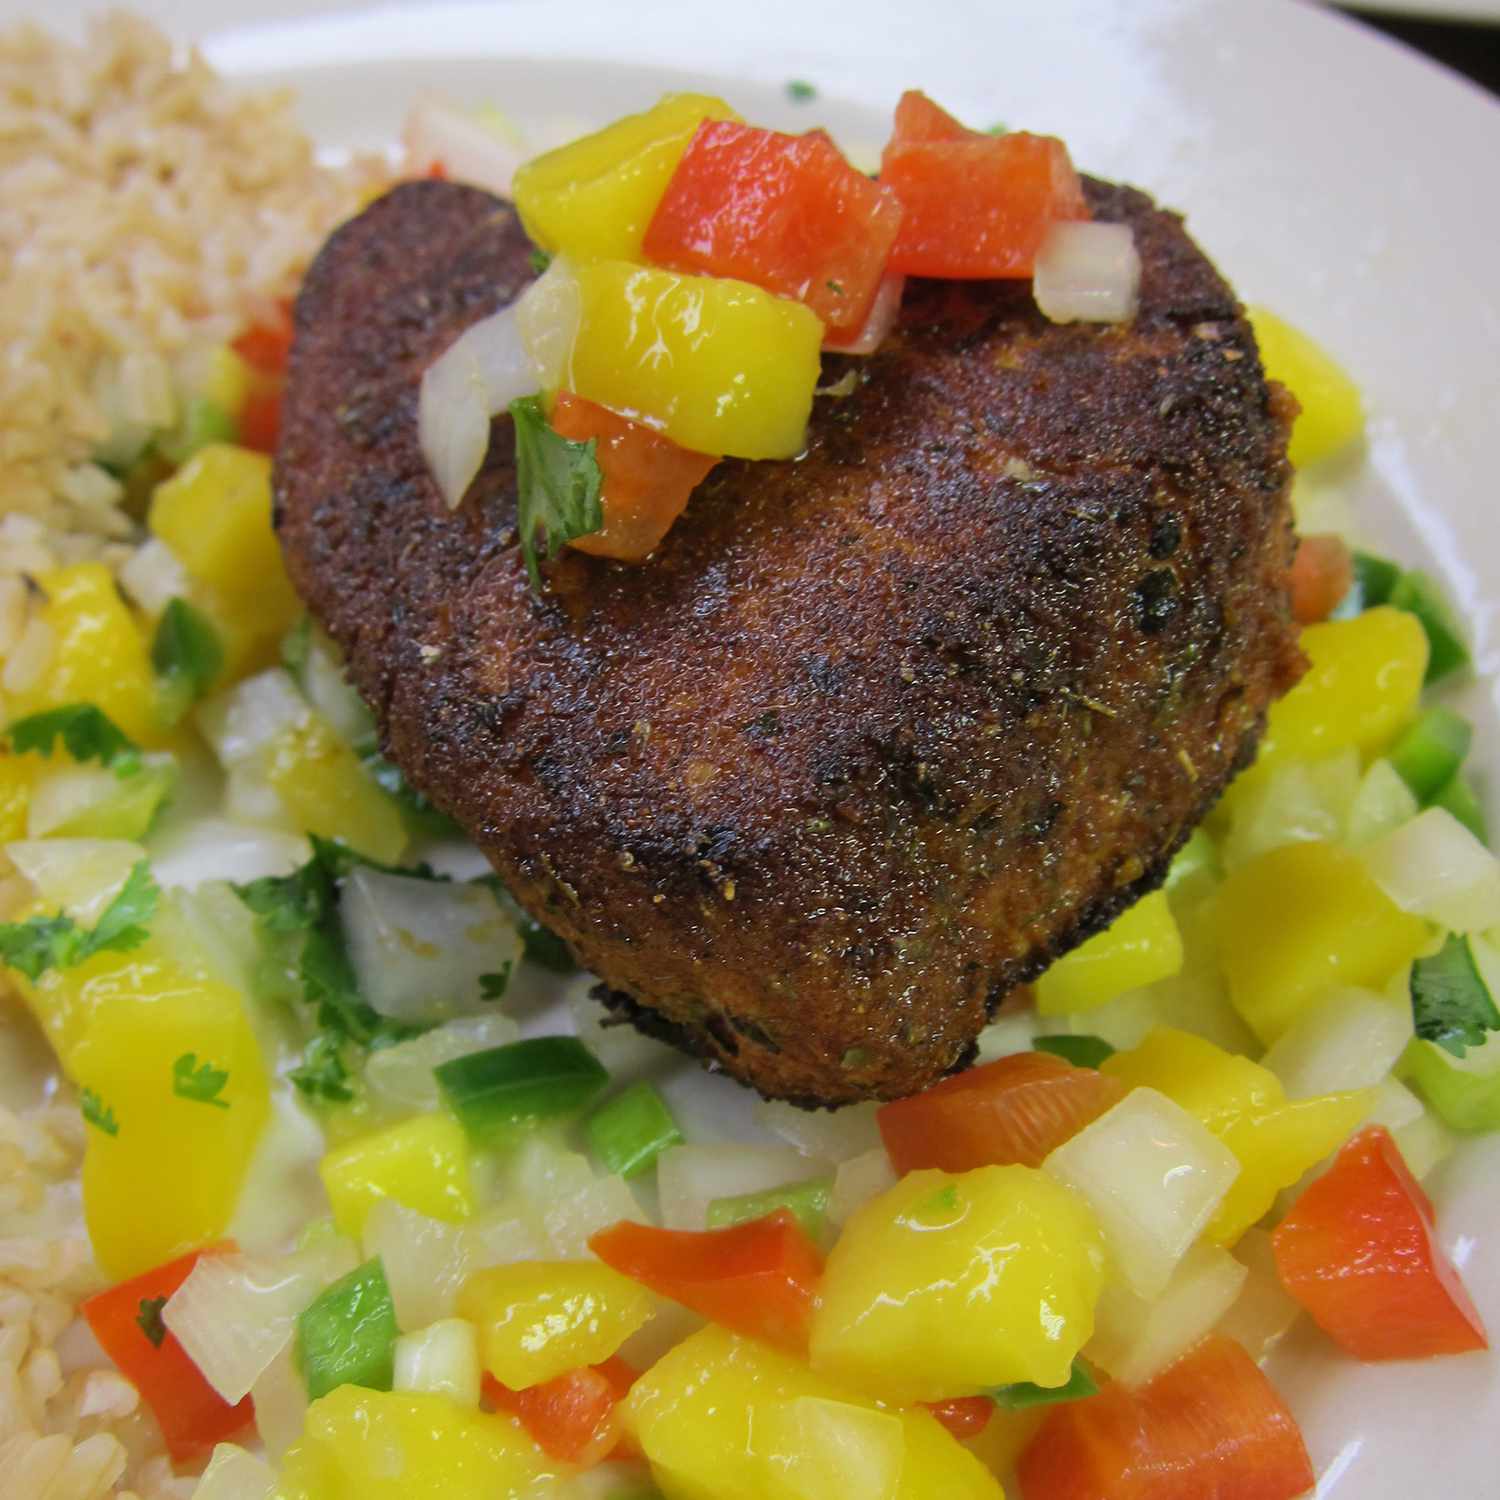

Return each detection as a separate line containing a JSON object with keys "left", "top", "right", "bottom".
{"left": 1102, "top": 1028, "right": 1371, "bottom": 1244}
{"left": 515, "top": 93, "right": 741, "bottom": 263}
{"left": 1247, "top": 307, "right": 1363, "bottom": 469}
{"left": 1035, "top": 889, "right": 1183, "bottom": 1015}
{"left": 0, "top": 754, "right": 37, "bottom": 841}
{"left": 565, "top": 259, "right": 825, "bottom": 460}
{"left": 6, "top": 564, "right": 162, "bottom": 746}
{"left": 809, "top": 1166, "right": 1104, "bottom": 1403}
{"left": 272, "top": 1387, "right": 562, "bottom": 1500}
{"left": 264, "top": 716, "right": 407, "bottom": 865}
{"left": 458, "top": 1260, "right": 653, "bottom": 1390}
{"left": 624, "top": 1325, "right": 1001, "bottom": 1500}
{"left": 1216, "top": 840, "right": 1431, "bottom": 1043}
{"left": 148, "top": 444, "right": 302, "bottom": 679}
{"left": 320, "top": 1113, "right": 475, "bottom": 1239}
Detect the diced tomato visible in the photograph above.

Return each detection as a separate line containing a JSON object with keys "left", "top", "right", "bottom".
{"left": 550, "top": 393, "right": 717, "bottom": 562}
{"left": 877, "top": 1050, "right": 1126, "bottom": 1175}
{"left": 879, "top": 91, "right": 1088, "bottom": 279}
{"left": 81, "top": 1245, "right": 253, "bottom": 1462}
{"left": 924, "top": 1395, "right": 995, "bottom": 1440}
{"left": 237, "top": 382, "right": 283, "bottom": 455}
{"left": 1272, "top": 1125, "right": 1487, "bottom": 1360}
{"left": 484, "top": 1360, "right": 634, "bottom": 1467}
{"left": 643, "top": 120, "right": 903, "bottom": 334}
{"left": 232, "top": 300, "right": 295, "bottom": 377}
{"left": 1289, "top": 533, "right": 1355, "bottom": 624}
{"left": 1016, "top": 1335, "right": 1314, "bottom": 1500}
{"left": 427, "top": 160, "right": 448, "bottom": 180}
{"left": 589, "top": 1209, "right": 823, "bottom": 1351}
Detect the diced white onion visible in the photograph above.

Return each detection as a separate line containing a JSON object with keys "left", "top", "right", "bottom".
{"left": 829, "top": 1147, "right": 898, "bottom": 1228}
{"left": 1215, "top": 1227, "right": 1301, "bottom": 1361}
{"left": 248, "top": 1342, "right": 306, "bottom": 1464}
{"left": 147, "top": 818, "right": 309, "bottom": 890}
{"left": 466, "top": 1205, "right": 550, "bottom": 1269}
{"left": 364, "top": 1014, "right": 521, "bottom": 1116}
{"left": 754, "top": 1099, "right": 880, "bottom": 1164}
{"left": 541, "top": 1172, "right": 643, "bottom": 1258}
{"left": 190, "top": 1444, "right": 275, "bottom": 1500}
{"left": 401, "top": 98, "right": 529, "bottom": 194}
{"left": 504, "top": 1137, "right": 642, "bottom": 1256}
{"left": 821, "top": 274, "right": 905, "bottom": 356}
{"left": 1222, "top": 751, "right": 1359, "bottom": 870}
{"left": 196, "top": 669, "right": 310, "bottom": 770}
{"left": 393, "top": 1318, "right": 481, "bottom": 1406}
{"left": 1360, "top": 806, "right": 1500, "bottom": 933}
{"left": 117, "top": 538, "right": 190, "bottom": 619}
{"left": 297, "top": 631, "right": 374, "bottom": 746}
{"left": 515, "top": 255, "right": 581, "bottom": 393}
{"left": 567, "top": 989, "right": 679, "bottom": 1074}
{"left": 656, "top": 1142, "right": 812, "bottom": 1231}
{"left": 164, "top": 1243, "right": 347, "bottom": 1405}
{"left": 1261, "top": 987, "right": 1412, "bottom": 1098}
{"left": 974, "top": 1006, "right": 1043, "bottom": 1062}
{"left": 1382, "top": 1084, "right": 1455, "bottom": 1180}
{"left": 420, "top": 302, "right": 541, "bottom": 509}
{"left": 1033, "top": 221, "right": 1141, "bottom": 325}
{"left": 341, "top": 868, "right": 522, "bottom": 1024}
{"left": 1345, "top": 758, "right": 1420, "bottom": 847}
{"left": 1088, "top": 1242, "right": 1247, "bottom": 1387}
{"left": 3, "top": 838, "right": 144, "bottom": 923}
{"left": 1043, "top": 1087, "right": 1241, "bottom": 1299}
{"left": 362, "top": 1197, "right": 475, "bottom": 1329}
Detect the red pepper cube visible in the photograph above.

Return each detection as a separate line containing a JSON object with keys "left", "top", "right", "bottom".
{"left": 879, "top": 90, "right": 1089, "bottom": 279}
{"left": 81, "top": 1245, "right": 253, "bottom": 1462}
{"left": 484, "top": 1360, "right": 633, "bottom": 1467}
{"left": 1017, "top": 1335, "right": 1314, "bottom": 1500}
{"left": 643, "top": 119, "right": 903, "bottom": 334}
{"left": 1272, "top": 1124, "right": 1488, "bottom": 1360}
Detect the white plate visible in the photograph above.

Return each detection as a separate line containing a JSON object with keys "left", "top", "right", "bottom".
{"left": 8, "top": 1, "right": 1500, "bottom": 1495}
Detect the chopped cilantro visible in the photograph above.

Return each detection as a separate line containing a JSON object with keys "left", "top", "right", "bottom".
{"left": 988, "top": 1358, "right": 1097, "bottom": 1410}
{"left": 1034, "top": 1034, "right": 1116, "bottom": 1069}
{"left": 479, "top": 964, "right": 513, "bottom": 1001}
{"left": 172, "top": 1052, "right": 230, "bottom": 1109}
{"left": 281, "top": 615, "right": 313, "bottom": 678}
{"left": 528, "top": 248, "right": 553, "bottom": 276}
{"left": 520, "top": 916, "right": 576, "bottom": 974}
{"left": 786, "top": 79, "right": 817, "bottom": 103}
{"left": 6, "top": 703, "right": 140, "bottom": 775}
{"left": 152, "top": 598, "right": 224, "bottom": 726}
{"left": 82, "top": 1087, "right": 119, "bottom": 1137}
{"left": 1411, "top": 933, "right": 1500, "bottom": 1058}
{"left": 986, "top": 121, "right": 1009, "bottom": 136}
{"left": 0, "top": 860, "right": 159, "bottom": 981}
{"left": 136, "top": 1295, "right": 168, "bottom": 1347}
{"left": 508, "top": 395, "right": 604, "bottom": 592}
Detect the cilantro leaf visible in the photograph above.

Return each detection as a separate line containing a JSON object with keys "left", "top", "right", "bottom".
{"left": 6, "top": 703, "right": 140, "bottom": 774}
{"left": 988, "top": 1358, "right": 1098, "bottom": 1411}
{"left": 173, "top": 1052, "right": 230, "bottom": 1109}
{"left": 152, "top": 598, "right": 224, "bottom": 726}
{"left": 136, "top": 1296, "right": 168, "bottom": 1347}
{"left": 82, "top": 1087, "right": 119, "bottom": 1137}
{"left": 281, "top": 614, "right": 313, "bottom": 678}
{"left": 1411, "top": 933, "right": 1500, "bottom": 1058}
{"left": 508, "top": 395, "right": 604, "bottom": 592}
{"left": 289, "top": 1032, "right": 355, "bottom": 1104}
{"left": 479, "top": 964, "right": 513, "bottom": 1001}
{"left": 0, "top": 859, "right": 158, "bottom": 981}
{"left": 528, "top": 248, "right": 553, "bottom": 276}
{"left": 1033, "top": 1034, "right": 1116, "bottom": 1069}
{"left": 786, "top": 79, "right": 817, "bottom": 102}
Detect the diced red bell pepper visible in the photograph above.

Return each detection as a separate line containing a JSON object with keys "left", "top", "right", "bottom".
{"left": 821, "top": 272, "right": 906, "bottom": 355}
{"left": 879, "top": 91, "right": 1088, "bottom": 279}
{"left": 1272, "top": 1124, "right": 1488, "bottom": 1360}
{"left": 1016, "top": 1335, "right": 1314, "bottom": 1500}
{"left": 924, "top": 1395, "right": 995, "bottom": 1440}
{"left": 232, "top": 300, "right": 295, "bottom": 377}
{"left": 878, "top": 1050, "right": 1126, "bottom": 1175}
{"left": 484, "top": 1356, "right": 637, "bottom": 1467}
{"left": 237, "top": 382, "right": 283, "bottom": 455}
{"left": 81, "top": 1245, "right": 253, "bottom": 1462}
{"left": 643, "top": 120, "right": 903, "bottom": 334}
{"left": 549, "top": 393, "right": 717, "bottom": 562}
{"left": 589, "top": 1209, "right": 823, "bottom": 1351}
{"left": 1289, "top": 534, "right": 1355, "bottom": 624}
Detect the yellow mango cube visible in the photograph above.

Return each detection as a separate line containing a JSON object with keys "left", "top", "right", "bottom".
{"left": 1216, "top": 840, "right": 1430, "bottom": 1043}
{"left": 1035, "top": 888, "right": 1184, "bottom": 1015}
{"left": 1102, "top": 1027, "right": 1370, "bottom": 1244}
{"left": 458, "top": 1260, "right": 654, "bottom": 1390}
{"left": 272, "top": 1387, "right": 562, "bottom": 1500}
{"left": 624, "top": 1325, "right": 1001, "bottom": 1500}
{"left": 264, "top": 716, "right": 407, "bottom": 865}
{"left": 7, "top": 565, "right": 162, "bottom": 746}
{"left": 514, "top": 93, "right": 740, "bottom": 262}
{"left": 565, "top": 258, "right": 825, "bottom": 460}
{"left": 1247, "top": 307, "right": 1363, "bottom": 469}
{"left": 809, "top": 1166, "right": 1104, "bottom": 1403}
{"left": 320, "top": 1113, "right": 475, "bottom": 1239}
{"left": 0, "top": 754, "right": 37, "bottom": 841}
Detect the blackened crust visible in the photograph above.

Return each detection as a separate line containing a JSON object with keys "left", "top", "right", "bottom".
{"left": 274, "top": 176, "right": 1304, "bottom": 1104}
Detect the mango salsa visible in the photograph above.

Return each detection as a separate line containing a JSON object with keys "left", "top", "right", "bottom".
{"left": 1035, "top": 888, "right": 1184, "bottom": 1015}
{"left": 1216, "top": 840, "right": 1431, "bottom": 1044}
{"left": 0, "top": 753, "right": 37, "bottom": 841}
{"left": 808, "top": 1165, "right": 1104, "bottom": 1402}
{"left": 514, "top": 92, "right": 740, "bottom": 263}
{"left": 1247, "top": 307, "right": 1363, "bottom": 469}
{"left": 624, "top": 1325, "right": 1001, "bottom": 1500}
{"left": 272, "top": 1387, "right": 564, "bottom": 1500}
{"left": 320, "top": 1113, "right": 475, "bottom": 1239}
